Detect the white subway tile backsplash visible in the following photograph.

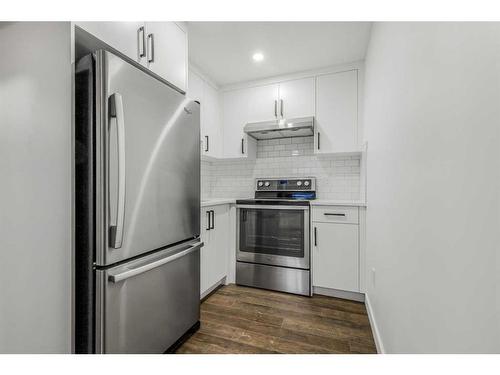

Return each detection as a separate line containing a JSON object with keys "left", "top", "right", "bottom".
{"left": 201, "top": 136, "right": 362, "bottom": 200}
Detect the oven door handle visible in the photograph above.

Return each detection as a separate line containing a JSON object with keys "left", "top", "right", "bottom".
{"left": 236, "top": 204, "right": 309, "bottom": 211}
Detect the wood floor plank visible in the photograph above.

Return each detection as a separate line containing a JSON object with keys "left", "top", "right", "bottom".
{"left": 281, "top": 317, "right": 374, "bottom": 341}
{"left": 203, "top": 299, "right": 372, "bottom": 340}
{"left": 201, "top": 300, "right": 284, "bottom": 327}
{"left": 200, "top": 320, "right": 336, "bottom": 354}
{"left": 188, "top": 332, "right": 278, "bottom": 354}
{"left": 228, "top": 299, "right": 371, "bottom": 330}
{"left": 211, "top": 292, "right": 370, "bottom": 325}
{"left": 220, "top": 285, "right": 368, "bottom": 315}
{"left": 200, "top": 314, "right": 350, "bottom": 354}
{"left": 176, "top": 284, "right": 377, "bottom": 354}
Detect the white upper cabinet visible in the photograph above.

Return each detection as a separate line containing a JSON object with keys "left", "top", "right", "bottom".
{"left": 243, "top": 78, "right": 314, "bottom": 123}
{"left": 278, "top": 77, "right": 315, "bottom": 119}
{"left": 187, "top": 69, "right": 204, "bottom": 102}
{"left": 202, "top": 82, "right": 222, "bottom": 159}
{"left": 76, "top": 22, "right": 188, "bottom": 92}
{"left": 188, "top": 69, "right": 222, "bottom": 159}
{"left": 222, "top": 89, "right": 256, "bottom": 159}
{"left": 246, "top": 84, "right": 279, "bottom": 123}
{"left": 75, "top": 22, "right": 146, "bottom": 64}
{"left": 315, "top": 70, "right": 358, "bottom": 153}
{"left": 144, "top": 22, "right": 188, "bottom": 92}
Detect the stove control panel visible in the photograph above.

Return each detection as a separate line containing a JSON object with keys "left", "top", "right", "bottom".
{"left": 255, "top": 178, "right": 316, "bottom": 191}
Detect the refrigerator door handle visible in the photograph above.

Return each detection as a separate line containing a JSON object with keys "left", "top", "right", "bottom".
{"left": 109, "top": 93, "right": 126, "bottom": 249}
{"left": 108, "top": 241, "right": 203, "bottom": 283}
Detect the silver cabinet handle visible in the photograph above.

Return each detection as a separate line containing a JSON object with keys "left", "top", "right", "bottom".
{"left": 274, "top": 100, "right": 278, "bottom": 118}
{"left": 324, "top": 213, "right": 346, "bottom": 217}
{"left": 108, "top": 242, "right": 203, "bottom": 283}
{"left": 206, "top": 211, "right": 211, "bottom": 230}
{"left": 280, "top": 99, "right": 284, "bottom": 118}
{"left": 210, "top": 210, "right": 215, "bottom": 230}
{"left": 147, "top": 33, "right": 155, "bottom": 63}
{"left": 205, "top": 135, "right": 209, "bottom": 152}
{"left": 241, "top": 138, "right": 245, "bottom": 154}
{"left": 109, "top": 93, "right": 126, "bottom": 249}
{"left": 314, "top": 227, "right": 318, "bottom": 247}
{"left": 317, "top": 132, "right": 321, "bottom": 150}
{"left": 137, "top": 26, "right": 145, "bottom": 58}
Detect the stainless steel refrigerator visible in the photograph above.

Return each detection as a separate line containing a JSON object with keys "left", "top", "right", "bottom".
{"left": 75, "top": 50, "right": 201, "bottom": 353}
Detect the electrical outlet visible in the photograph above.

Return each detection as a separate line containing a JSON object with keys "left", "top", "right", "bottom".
{"left": 371, "top": 268, "right": 376, "bottom": 287}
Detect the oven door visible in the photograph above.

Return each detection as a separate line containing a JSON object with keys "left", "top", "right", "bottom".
{"left": 236, "top": 205, "right": 310, "bottom": 269}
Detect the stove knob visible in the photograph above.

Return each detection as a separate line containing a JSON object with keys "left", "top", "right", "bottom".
{"left": 304, "top": 181, "right": 310, "bottom": 187}
{"left": 297, "top": 181, "right": 302, "bottom": 186}
{"left": 258, "top": 181, "right": 264, "bottom": 187}
{"left": 264, "top": 181, "right": 270, "bottom": 187}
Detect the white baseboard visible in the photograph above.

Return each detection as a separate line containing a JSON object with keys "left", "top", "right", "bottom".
{"left": 364, "top": 293, "right": 385, "bottom": 354}
{"left": 200, "top": 277, "right": 226, "bottom": 300}
{"left": 313, "top": 286, "right": 365, "bottom": 302}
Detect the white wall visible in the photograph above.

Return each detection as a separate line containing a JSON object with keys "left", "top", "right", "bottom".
{"left": 0, "top": 22, "right": 72, "bottom": 353}
{"left": 363, "top": 22, "right": 500, "bottom": 353}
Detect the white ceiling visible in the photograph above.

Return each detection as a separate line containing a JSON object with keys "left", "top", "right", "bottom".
{"left": 187, "top": 22, "right": 372, "bottom": 87}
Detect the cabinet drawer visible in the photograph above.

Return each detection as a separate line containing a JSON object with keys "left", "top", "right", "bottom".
{"left": 312, "top": 205, "right": 359, "bottom": 224}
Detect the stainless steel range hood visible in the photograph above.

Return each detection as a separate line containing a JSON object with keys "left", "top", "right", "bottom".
{"left": 244, "top": 116, "right": 314, "bottom": 140}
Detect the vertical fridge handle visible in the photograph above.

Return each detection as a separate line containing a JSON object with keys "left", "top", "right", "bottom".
{"left": 109, "top": 93, "right": 126, "bottom": 249}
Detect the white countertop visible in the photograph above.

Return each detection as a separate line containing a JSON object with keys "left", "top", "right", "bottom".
{"left": 201, "top": 198, "right": 237, "bottom": 207}
{"left": 201, "top": 198, "right": 366, "bottom": 207}
{"left": 311, "top": 200, "right": 367, "bottom": 207}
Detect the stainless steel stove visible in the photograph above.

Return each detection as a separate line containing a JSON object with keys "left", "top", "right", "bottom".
{"left": 235, "top": 177, "right": 316, "bottom": 296}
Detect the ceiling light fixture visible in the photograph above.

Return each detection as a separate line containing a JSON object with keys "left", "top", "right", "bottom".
{"left": 252, "top": 52, "right": 264, "bottom": 62}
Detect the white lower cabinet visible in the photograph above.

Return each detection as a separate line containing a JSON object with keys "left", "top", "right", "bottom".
{"left": 312, "top": 206, "right": 360, "bottom": 293}
{"left": 200, "top": 204, "right": 230, "bottom": 297}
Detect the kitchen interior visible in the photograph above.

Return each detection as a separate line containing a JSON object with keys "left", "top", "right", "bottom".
{"left": 1, "top": 13, "right": 499, "bottom": 361}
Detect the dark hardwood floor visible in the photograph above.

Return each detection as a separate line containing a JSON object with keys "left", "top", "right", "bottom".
{"left": 176, "top": 284, "right": 377, "bottom": 354}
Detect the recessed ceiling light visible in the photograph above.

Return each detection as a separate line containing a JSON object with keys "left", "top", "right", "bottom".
{"left": 252, "top": 52, "right": 264, "bottom": 62}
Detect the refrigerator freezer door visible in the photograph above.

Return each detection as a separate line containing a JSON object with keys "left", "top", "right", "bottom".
{"left": 96, "top": 240, "right": 202, "bottom": 353}
{"left": 95, "top": 50, "right": 200, "bottom": 266}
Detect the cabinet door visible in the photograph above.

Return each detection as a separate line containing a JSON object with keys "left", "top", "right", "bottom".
{"left": 315, "top": 70, "right": 358, "bottom": 153}
{"left": 200, "top": 209, "right": 213, "bottom": 296}
{"left": 211, "top": 205, "right": 230, "bottom": 282}
{"left": 187, "top": 69, "right": 204, "bottom": 102}
{"left": 202, "top": 83, "right": 222, "bottom": 158}
{"left": 312, "top": 222, "right": 359, "bottom": 292}
{"left": 75, "top": 22, "right": 146, "bottom": 64}
{"left": 278, "top": 77, "right": 315, "bottom": 119}
{"left": 247, "top": 84, "right": 279, "bottom": 123}
{"left": 145, "top": 22, "right": 187, "bottom": 91}
{"left": 222, "top": 89, "right": 256, "bottom": 159}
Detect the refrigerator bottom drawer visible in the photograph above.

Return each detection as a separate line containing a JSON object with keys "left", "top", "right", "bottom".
{"left": 96, "top": 242, "right": 201, "bottom": 353}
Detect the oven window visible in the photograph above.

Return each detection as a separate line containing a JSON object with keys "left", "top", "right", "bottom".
{"left": 239, "top": 208, "right": 305, "bottom": 258}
